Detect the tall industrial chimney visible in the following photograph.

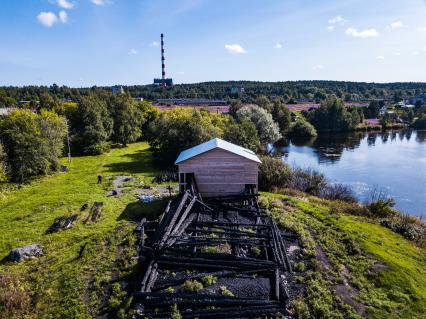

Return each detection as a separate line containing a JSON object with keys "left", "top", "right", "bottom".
{"left": 161, "top": 33, "right": 166, "bottom": 87}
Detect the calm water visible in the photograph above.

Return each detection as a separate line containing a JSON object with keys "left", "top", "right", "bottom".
{"left": 272, "top": 130, "right": 426, "bottom": 217}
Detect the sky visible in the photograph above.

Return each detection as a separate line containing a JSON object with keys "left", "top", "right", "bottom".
{"left": 1, "top": 0, "right": 426, "bottom": 86}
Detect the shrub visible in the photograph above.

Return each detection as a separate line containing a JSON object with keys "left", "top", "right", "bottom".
{"left": 165, "top": 287, "right": 175, "bottom": 293}
{"left": 258, "top": 156, "right": 293, "bottom": 191}
{"left": 108, "top": 282, "right": 127, "bottom": 309}
{"left": 171, "top": 303, "right": 182, "bottom": 319}
{"left": 290, "top": 168, "right": 327, "bottom": 196}
{"left": 289, "top": 119, "right": 317, "bottom": 137}
{"left": 201, "top": 275, "right": 218, "bottom": 286}
{"left": 251, "top": 246, "right": 262, "bottom": 257}
{"left": 295, "top": 262, "right": 306, "bottom": 272}
{"left": 0, "top": 273, "right": 31, "bottom": 319}
{"left": 182, "top": 280, "right": 203, "bottom": 292}
{"left": 367, "top": 198, "right": 398, "bottom": 218}
{"left": 380, "top": 215, "right": 422, "bottom": 241}
{"left": 321, "top": 183, "right": 357, "bottom": 202}
{"left": 219, "top": 286, "right": 235, "bottom": 297}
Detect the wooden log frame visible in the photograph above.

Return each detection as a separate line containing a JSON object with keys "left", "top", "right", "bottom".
{"left": 135, "top": 191, "right": 294, "bottom": 318}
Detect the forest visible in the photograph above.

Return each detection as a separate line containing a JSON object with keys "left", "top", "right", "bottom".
{"left": 2, "top": 81, "right": 426, "bottom": 107}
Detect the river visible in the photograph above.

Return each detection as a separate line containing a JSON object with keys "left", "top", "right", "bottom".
{"left": 271, "top": 129, "right": 426, "bottom": 217}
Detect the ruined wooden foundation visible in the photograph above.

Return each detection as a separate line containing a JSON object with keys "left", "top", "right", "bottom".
{"left": 134, "top": 185, "right": 295, "bottom": 318}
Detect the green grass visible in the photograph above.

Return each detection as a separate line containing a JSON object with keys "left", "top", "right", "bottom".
{"left": 0, "top": 142, "right": 167, "bottom": 319}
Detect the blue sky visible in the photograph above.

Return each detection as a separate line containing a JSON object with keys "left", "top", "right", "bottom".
{"left": 1, "top": 0, "right": 426, "bottom": 86}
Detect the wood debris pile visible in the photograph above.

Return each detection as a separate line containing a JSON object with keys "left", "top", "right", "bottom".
{"left": 135, "top": 189, "right": 299, "bottom": 318}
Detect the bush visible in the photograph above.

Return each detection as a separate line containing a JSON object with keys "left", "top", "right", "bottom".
{"left": 219, "top": 286, "right": 234, "bottom": 297}
{"left": 258, "top": 156, "right": 293, "bottom": 191}
{"left": 182, "top": 280, "right": 203, "bottom": 292}
{"left": 290, "top": 168, "right": 327, "bottom": 196}
{"left": 367, "top": 198, "right": 398, "bottom": 218}
{"left": 201, "top": 275, "right": 218, "bottom": 286}
{"left": 289, "top": 119, "right": 317, "bottom": 137}
{"left": 0, "top": 273, "right": 31, "bottom": 319}
{"left": 321, "top": 184, "right": 357, "bottom": 202}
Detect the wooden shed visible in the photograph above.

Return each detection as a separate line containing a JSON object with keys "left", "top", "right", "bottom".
{"left": 175, "top": 138, "right": 261, "bottom": 197}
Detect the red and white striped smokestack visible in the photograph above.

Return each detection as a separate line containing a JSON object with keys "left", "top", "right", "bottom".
{"left": 161, "top": 33, "right": 166, "bottom": 87}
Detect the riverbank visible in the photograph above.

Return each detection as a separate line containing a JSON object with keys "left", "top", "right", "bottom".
{"left": 0, "top": 142, "right": 425, "bottom": 318}
{"left": 273, "top": 129, "right": 426, "bottom": 217}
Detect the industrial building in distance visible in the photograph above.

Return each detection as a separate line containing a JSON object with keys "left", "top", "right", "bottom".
{"left": 153, "top": 33, "right": 173, "bottom": 87}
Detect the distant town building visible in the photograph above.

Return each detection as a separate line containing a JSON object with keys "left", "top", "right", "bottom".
{"left": 112, "top": 86, "right": 124, "bottom": 94}
{"left": 132, "top": 97, "right": 144, "bottom": 102}
{"left": 153, "top": 78, "right": 173, "bottom": 87}
{"left": 157, "top": 98, "right": 227, "bottom": 106}
{"left": 395, "top": 101, "right": 415, "bottom": 108}
{"left": 230, "top": 86, "right": 245, "bottom": 94}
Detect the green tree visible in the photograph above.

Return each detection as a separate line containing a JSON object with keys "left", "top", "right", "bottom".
{"left": 289, "top": 119, "right": 317, "bottom": 137}
{"left": 0, "top": 109, "right": 67, "bottom": 182}
{"left": 254, "top": 95, "right": 272, "bottom": 112}
{"left": 308, "top": 97, "right": 356, "bottom": 132}
{"left": 271, "top": 101, "right": 292, "bottom": 134}
{"left": 110, "top": 95, "right": 144, "bottom": 146}
{"left": 223, "top": 119, "right": 260, "bottom": 151}
{"left": 135, "top": 100, "right": 160, "bottom": 137}
{"left": 236, "top": 105, "right": 281, "bottom": 143}
{"left": 147, "top": 108, "right": 221, "bottom": 166}
{"left": 72, "top": 95, "right": 113, "bottom": 155}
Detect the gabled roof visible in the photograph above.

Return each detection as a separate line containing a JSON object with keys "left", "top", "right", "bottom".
{"left": 175, "top": 138, "right": 261, "bottom": 164}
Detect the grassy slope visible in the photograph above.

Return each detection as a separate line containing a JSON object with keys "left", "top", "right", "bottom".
{"left": 262, "top": 192, "right": 426, "bottom": 319}
{"left": 0, "top": 142, "right": 166, "bottom": 318}
{"left": 1, "top": 143, "right": 425, "bottom": 319}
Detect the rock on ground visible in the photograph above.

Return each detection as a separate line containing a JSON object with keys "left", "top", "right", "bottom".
{"left": 8, "top": 244, "right": 43, "bottom": 262}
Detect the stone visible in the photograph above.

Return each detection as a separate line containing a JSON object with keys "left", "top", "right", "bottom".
{"left": 8, "top": 244, "right": 43, "bottom": 262}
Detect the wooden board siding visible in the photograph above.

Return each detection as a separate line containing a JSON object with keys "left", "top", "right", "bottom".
{"left": 177, "top": 148, "right": 259, "bottom": 197}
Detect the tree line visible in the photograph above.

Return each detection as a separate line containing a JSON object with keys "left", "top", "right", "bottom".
{"left": 1, "top": 88, "right": 425, "bottom": 183}
{"left": 1, "top": 81, "right": 426, "bottom": 108}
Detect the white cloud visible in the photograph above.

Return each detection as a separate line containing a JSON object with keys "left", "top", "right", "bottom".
{"left": 57, "top": 0, "right": 74, "bottom": 9}
{"left": 37, "top": 12, "right": 58, "bottom": 27}
{"left": 91, "top": 0, "right": 106, "bottom": 5}
{"left": 224, "top": 44, "right": 246, "bottom": 54}
{"left": 59, "top": 10, "right": 68, "bottom": 23}
{"left": 395, "top": 52, "right": 401, "bottom": 56}
{"left": 412, "top": 51, "right": 420, "bottom": 56}
{"left": 390, "top": 21, "right": 403, "bottom": 29}
{"left": 274, "top": 42, "right": 283, "bottom": 49}
{"left": 312, "top": 64, "right": 324, "bottom": 70}
{"left": 376, "top": 55, "right": 385, "bottom": 60}
{"left": 345, "top": 27, "right": 379, "bottom": 38}
{"left": 150, "top": 41, "right": 159, "bottom": 47}
{"left": 327, "top": 25, "right": 335, "bottom": 31}
{"left": 128, "top": 48, "right": 138, "bottom": 55}
{"left": 417, "top": 27, "right": 426, "bottom": 32}
{"left": 328, "top": 15, "right": 346, "bottom": 25}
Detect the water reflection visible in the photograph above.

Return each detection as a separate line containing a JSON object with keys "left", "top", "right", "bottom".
{"left": 271, "top": 129, "right": 426, "bottom": 217}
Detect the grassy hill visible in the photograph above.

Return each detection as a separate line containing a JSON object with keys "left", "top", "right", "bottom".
{"left": 0, "top": 143, "right": 425, "bottom": 319}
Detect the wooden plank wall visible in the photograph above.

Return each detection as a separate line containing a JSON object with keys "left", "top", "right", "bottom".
{"left": 178, "top": 149, "right": 259, "bottom": 197}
